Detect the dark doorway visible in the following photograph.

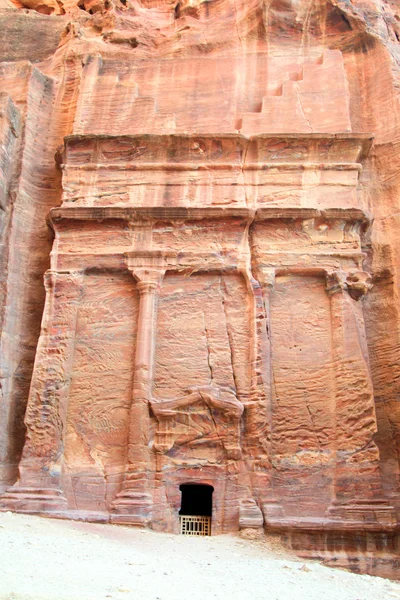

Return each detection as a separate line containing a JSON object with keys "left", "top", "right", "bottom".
{"left": 179, "top": 484, "right": 214, "bottom": 517}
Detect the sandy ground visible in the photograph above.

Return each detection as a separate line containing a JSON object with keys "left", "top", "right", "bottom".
{"left": 0, "top": 513, "right": 400, "bottom": 600}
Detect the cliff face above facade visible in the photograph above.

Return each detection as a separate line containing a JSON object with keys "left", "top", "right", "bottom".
{"left": 1, "top": 0, "right": 400, "bottom": 579}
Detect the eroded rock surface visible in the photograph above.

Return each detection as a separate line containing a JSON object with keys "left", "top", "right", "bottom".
{"left": 1, "top": 0, "right": 400, "bottom": 579}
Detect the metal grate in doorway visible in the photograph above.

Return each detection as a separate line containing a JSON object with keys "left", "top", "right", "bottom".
{"left": 180, "top": 515, "right": 211, "bottom": 536}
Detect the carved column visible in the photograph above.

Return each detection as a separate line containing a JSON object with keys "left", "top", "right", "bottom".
{"left": 326, "top": 270, "right": 395, "bottom": 525}
{"left": 0, "top": 270, "right": 84, "bottom": 513}
{"left": 256, "top": 267, "right": 284, "bottom": 521}
{"left": 111, "top": 267, "right": 165, "bottom": 525}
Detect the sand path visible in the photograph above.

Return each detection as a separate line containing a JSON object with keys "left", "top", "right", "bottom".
{"left": 1, "top": 512, "right": 399, "bottom": 600}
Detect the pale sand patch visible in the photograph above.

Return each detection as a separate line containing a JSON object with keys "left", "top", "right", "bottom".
{"left": 0, "top": 512, "right": 399, "bottom": 600}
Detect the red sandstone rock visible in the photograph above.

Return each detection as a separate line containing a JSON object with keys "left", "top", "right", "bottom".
{"left": 1, "top": 0, "right": 400, "bottom": 580}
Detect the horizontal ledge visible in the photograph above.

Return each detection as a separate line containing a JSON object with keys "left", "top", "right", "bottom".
{"left": 52, "top": 254, "right": 365, "bottom": 276}
{"left": 61, "top": 162, "right": 364, "bottom": 172}
{"left": 264, "top": 516, "right": 397, "bottom": 532}
{"left": 48, "top": 206, "right": 370, "bottom": 225}
{"left": 55, "top": 250, "right": 364, "bottom": 259}
{"left": 63, "top": 132, "right": 374, "bottom": 143}
{"left": 255, "top": 250, "right": 366, "bottom": 258}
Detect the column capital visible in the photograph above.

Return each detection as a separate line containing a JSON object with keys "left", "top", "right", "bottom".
{"left": 325, "top": 270, "right": 372, "bottom": 300}
{"left": 125, "top": 250, "right": 173, "bottom": 292}
{"left": 129, "top": 267, "right": 165, "bottom": 294}
{"left": 136, "top": 279, "right": 160, "bottom": 296}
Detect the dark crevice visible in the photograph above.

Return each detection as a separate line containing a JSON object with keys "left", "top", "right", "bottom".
{"left": 179, "top": 484, "right": 213, "bottom": 517}
{"left": 340, "top": 13, "right": 353, "bottom": 31}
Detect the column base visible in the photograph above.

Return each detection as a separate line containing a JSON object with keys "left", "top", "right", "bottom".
{"left": 111, "top": 489, "right": 153, "bottom": 526}
{"left": 262, "top": 499, "right": 285, "bottom": 525}
{"left": 0, "top": 485, "right": 68, "bottom": 513}
{"left": 239, "top": 498, "right": 264, "bottom": 529}
{"left": 326, "top": 499, "right": 397, "bottom": 527}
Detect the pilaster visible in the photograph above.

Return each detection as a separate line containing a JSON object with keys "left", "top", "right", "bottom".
{"left": 0, "top": 270, "right": 84, "bottom": 513}
{"left": 325, "top": 269, "right": 395, "bottom": 525}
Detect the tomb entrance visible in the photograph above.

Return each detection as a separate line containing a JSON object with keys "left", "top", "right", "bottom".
{"left": 179, "top": 484, "right": 214, "bottom": 536}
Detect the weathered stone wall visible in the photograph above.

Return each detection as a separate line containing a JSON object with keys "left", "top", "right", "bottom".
{"left": 63, "top": 270, "right": 139, "bottom": 512}
{"left": 270, "top": 274, "right": 335, "bottom": 517}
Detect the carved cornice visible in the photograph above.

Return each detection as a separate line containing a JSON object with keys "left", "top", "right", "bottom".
{"left": 49, "top": 206, "right": 369, "bottom": 226}
{"left": 56, "top": 134, "right": 373, "bottom": 219}
{"left": 61, "top": 162, "right": 363, "bottom": 173}
{"left": 59, "top": 133, "right": 373, "bottom": 168}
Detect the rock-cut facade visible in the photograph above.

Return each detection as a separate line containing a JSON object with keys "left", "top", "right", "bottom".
{"left": 1, "top": 0, "right": 400, "bottom": 578}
